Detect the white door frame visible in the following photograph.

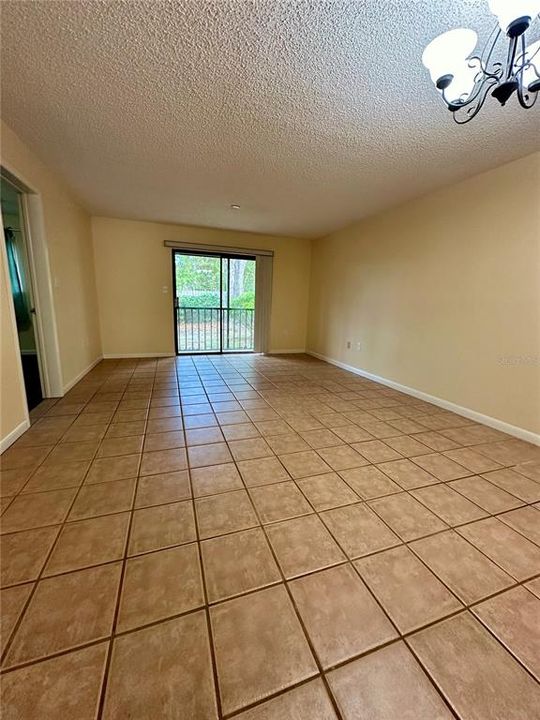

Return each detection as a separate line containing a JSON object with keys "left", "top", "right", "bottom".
{"left": 1, "top": 165, "right": 63, "bottom": 399}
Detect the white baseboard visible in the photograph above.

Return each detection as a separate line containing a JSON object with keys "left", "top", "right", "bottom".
{"left": 1, "top": 419, "right": 31, "bottom": 453}
{"left": 267, "top": 349, "right": 306, "bottom": 355}
{"left": 307, "top": 350, "right": 540, "bottom": 446}
{"left": 62, "top": 356, "right": 103, "bottom": 393}
{"left": 102, "top": 353, "right": 175, "bottom": 359}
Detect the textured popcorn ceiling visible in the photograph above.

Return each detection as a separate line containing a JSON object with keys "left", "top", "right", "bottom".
{"left": 1, "top": 0, "right": 539, "bottom": 238}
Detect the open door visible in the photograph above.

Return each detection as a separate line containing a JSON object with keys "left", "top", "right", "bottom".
{"left": 1, "top": 177, "right": 43, "bottom": 410}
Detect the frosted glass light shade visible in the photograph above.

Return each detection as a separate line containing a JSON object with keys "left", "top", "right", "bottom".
{"left": 517, "top": 39, "right": 540, "bottom": 89}
{"left": 445, "top": 64, "right": 480, "bottom": 103}
{"left": 422, "top": 29, "right": 478, "bottom": 85}
{"left": 488, "top": 0, "right": 540, "bottom": 32}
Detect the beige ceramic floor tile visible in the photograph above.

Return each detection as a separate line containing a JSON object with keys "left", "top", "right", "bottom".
{"left": 457, "top": 517, "right": 540, "bottom": 581}
{"left": 44, "top": 512, "right": 130, "bottom": 575}
{"left": 290, "top": 564, "right": 397, "bottom": 668}
{"left": 117, "top": 544, "right": 203, "bottom": 632}
{"left": 103, "top": 612, "right": 217, "bottom": 719}
{"left": 383, "top": 435, "right": 432, "bottom": 458}
{"left": 299, "top": 428, "right": 344, "bottom": 449}
{"left": 410, "top": 530, "right": 513, "bottom": 604}
{"left": 410, "top": 483, "right": 488, "bottom": 526}
{"left": 278, "top": 451, "right": 332, "bottom": 479}
{"left": 21, "top": 460, "right": 89, "bottom": 494}
{"left": 450, "top": 475, "right": 524, "bottom": 514}
{"left": 514, "top": 459, "right": 540, "bottom": 482}
{"left": 526, "top": 577, "right": 540, "bottom": 598}
{"left": 474, "top": 439, "right": 540, "bottom": 466}
{"left": 237, "top": 456, "right": 290, "bottom": 487}
{"left": 191, "top": 463, "right": 243, "bottom": 496}
{"left": 369, "top": 493, "right": 447, "bottom": 541}
{"left": 265, "top": 514, "right": 346, "bottom": 578}
{"left": 97, "top": 435, "right": 144, "bottom": 458}
{"left": 5, "top": 563, "right": 121, "bottom": 666}
{"left": 185, "top": 426, "right": 225, "bottom": 446}
{"left": 134, "top": 469, "right": 191, "bottom": 507}
{"left": 0, "top": 583, "right": 33, "bottom": 653}
{"left": 0, "top": 445, "right": 52, "bottom": 471}
{"left": 249, "top": 481, "right": 313, "bottom": 523}
{"left": 408, "top": 612, "right": 540, "bottom": 720}
{"left": 339, "top": 466, "right": 401, "bottom": 499}
{"left": 443, "top": 447, "right": 502, "bottom": 473}
{"left": 143, "top": 430, "right": 186, "bottom": 452}
{"left": 187, "top": 442, "right": 232, "bottom": 468}
{"left": 265, "top": 433, "right": 311, "bottom": 455}
{"left": 85, "top": 454, "right": 140, "bottom": 484}
{"left": 0, "top": 468, "right": 32, "bottom": 497}
{"left": 412, "top": 453, "right": 470, "bottom": 481}
{"left": 297, "top": 472, "right": 359, "bottom": 510}
{"left": 321, "top": 503, "right": 401, "bottom": 559}
{"left": 195, "top": 489, "right": 259, "bottom": 538}
{"left": 481, "top": 468, "right": 540, "bottom": 503}
{"left": 327, "top": 641, "right": 453, "bottom": 720}
{"left": 1, "top": 489, "right": 77, "bottom": 534}
{"left": 473, "top": 586, "right": 540, "bottom": 681}
{"left": 141, "top": 447, "right": 188, "bottom": 475}
{"left": 0, "top": 643, "right": 109, "bottom": 720}
{"left": 350, "top": 440, "right": 402, "bottom": 464}
{"left": 412, "top": 431, "right": 461, "bottom": 452}
{"left": 211, "top": 585, "right": 317, "bottom": 714}
{"left": 201, "top": 527, "right": 280, "bottom": 602}
{"left": 222, "top": 423, "right": 261, "bottom": 441}
{"left": 228, "top": 437, "right": 273, "bottom": 461}
{"left": 498, "top": 506, "right": 540, "bottom": 546}
{"left": 317, "top": 445, "right": 368, "bottom": 471}
{"left": 128, "top": 500, "right": 196, "bottom": 554}
{"left": 1, "top": 526, "right": 60, "bottom": 587}
{"left": 69, "top": 478, "right": 136, "bottom": 521}
{"left": 355, "top": 545, "right": 462, "bottom": 633}
{"left": 234, "top": 678, "right": 337, "bottom": 719}
{"left": 377, "top": 459, "right": 437, "bottom": 490}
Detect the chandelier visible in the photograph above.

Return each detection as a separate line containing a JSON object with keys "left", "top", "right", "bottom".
{"left": 422, "top": 0, "right": 540, "bottom": 123}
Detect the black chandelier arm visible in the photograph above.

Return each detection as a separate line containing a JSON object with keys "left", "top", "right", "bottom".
{"left": 479, "top": 24, "right": 504, "bottom": 77}
{"left": 515, "top": 34, "right": 540, "bottom": 108}
{"left": 441, "top": 69, "right": 498, "bottom": 110}
{"left": 517, "top": 86, "right": 539, "bottom": 108}
{"left": 451, "top": 78, "right": 498, "bottom": 124}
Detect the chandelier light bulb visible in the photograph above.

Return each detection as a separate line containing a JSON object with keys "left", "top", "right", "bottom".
{"left": 422, "top": 29, "right": 478, "bottom": 88}
{"left": 487, "top": 0, "right": 540, "bottom": 35}
{"left": 444, "top": 64, "right": 481, "bottom": 104}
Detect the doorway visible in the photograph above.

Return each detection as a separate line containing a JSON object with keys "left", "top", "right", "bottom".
{"left": 1, "top": 176, "right": 43, "bottom": 409}
{"left": 173, "top": 251, "right": 256, "bottom": 354}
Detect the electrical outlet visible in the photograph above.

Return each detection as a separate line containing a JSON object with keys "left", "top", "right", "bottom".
{"left": 356, "top": 341, "right": 362, "bottom": 351}
{"left": 346, "top": 340, "right": 351, "bottom": 349}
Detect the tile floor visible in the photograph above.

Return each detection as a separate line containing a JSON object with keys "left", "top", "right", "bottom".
{"left": 1, "top": 353, "right": 539, "bottom": 719}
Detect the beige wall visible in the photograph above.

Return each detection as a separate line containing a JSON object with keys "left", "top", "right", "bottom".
{"left": 308, "top": 153, "right": 540, "bottom": 435}
{"left": 1, "top": 120, "right": 102, "bottom": 444}
{"left": 92, "top": 217, "right": 311, "bottom": 356}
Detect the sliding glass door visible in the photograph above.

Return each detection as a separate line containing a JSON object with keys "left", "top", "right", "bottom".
{"left": 173, "top": 251, "right": 256, "bottom": 354}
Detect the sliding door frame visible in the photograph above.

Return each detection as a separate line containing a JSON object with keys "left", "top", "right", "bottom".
{"left": 171, "top": 249, "right": 257, "bottom": 356}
